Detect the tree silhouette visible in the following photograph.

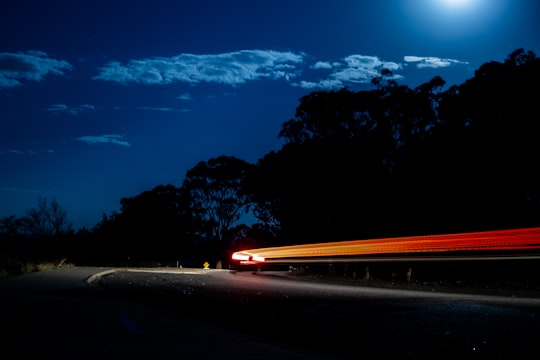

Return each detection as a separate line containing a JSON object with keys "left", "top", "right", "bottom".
{"left": 89, "top": 184, "right": 193, "bottom": 266}
{"left": 182, "top": 155, "right": 254, "bottom": 264}
{"left": 249, "top": 49, "right": 540, "bottom": 243}
{"left": 22, "top": 197, "right": 72, "bottom": 237}
{"left": 429, "top": 48, "right": 540, "bottom": 230}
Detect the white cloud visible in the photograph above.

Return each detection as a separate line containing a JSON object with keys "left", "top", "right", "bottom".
{"left": 311, "top": 61, "right": 333, "bottom": 70}
{"left": 301, "top": 54, "right": 468, "bottom": 90}
{"left": 297, "top": 55, "right": 403, "bottom": 90}
{"left": 0, "top": 148, "right": 55, "bottom": 155}
{"left": 176, "top": 93, "right": 192, "bottom": 101}
{"left": 0, "top": 50, "right": 72, "bottom": 88}
{"left": 138, "top": 106, "right": 174, "bottom": 111}
{"left": 77, "top": 134, "right": 131, "bottom": 147}
{"left": 137, "top": 106, "right": 189, "bottom": 112}
{"left": 6, "top": 149, "right": 25, "bottom": 154}
{"left": 93, "top": 50, "right": 305, "bottom": 86}
{"left": 404, "top": 56, "right": 468, "bottom": 69}
{"left": 46, "top": 103, "right": 95, "bottom": 115}
{"left": 337, "top": 55, "right": 402, "bottom": 82}
{"left": 294, "top": 79, "right": 343, "bottom": 90}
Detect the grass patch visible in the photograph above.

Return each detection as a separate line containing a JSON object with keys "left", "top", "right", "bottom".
{"left": 0, "top": 254, "right": 75, "bottom": 278}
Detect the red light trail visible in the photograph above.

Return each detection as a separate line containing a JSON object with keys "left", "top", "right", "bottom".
{"left": 231, "top": 227, "right": 540, "bottom": 264}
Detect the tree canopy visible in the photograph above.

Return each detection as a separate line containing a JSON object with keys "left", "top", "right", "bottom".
{"left": 249, "top": 48, "right": 540, "bottom": 244}
{"left": 182, "top": 156, "right": 254, "bottom": 243}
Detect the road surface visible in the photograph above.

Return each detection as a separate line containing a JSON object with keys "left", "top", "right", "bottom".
{"left": 2, "top": 267, "right": 540, "bottom": 359}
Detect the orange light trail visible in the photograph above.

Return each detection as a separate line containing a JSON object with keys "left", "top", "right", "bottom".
{"left": 231, "top": 227, "right": 540, "bottom": 263}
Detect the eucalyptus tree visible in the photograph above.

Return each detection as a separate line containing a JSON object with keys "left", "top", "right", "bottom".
{"left": 253, "top": 80, "right": 448, "bottom": 243}
{"left": 247, "top": 49, "right": 540, "bottom": 247}
{"left": 432, "top": 48, "right": 540, "bottom": 230}
{"left": 182, "top": 155, "right": 254, "bottom": 246}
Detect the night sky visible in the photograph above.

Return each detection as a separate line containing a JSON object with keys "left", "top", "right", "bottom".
{"left": 1, "top": 0, "right": 539, "bottom": 230}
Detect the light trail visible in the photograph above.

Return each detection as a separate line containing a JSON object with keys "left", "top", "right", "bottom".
{"left": 231, "top": 227, "right": 540, "bottom": 264}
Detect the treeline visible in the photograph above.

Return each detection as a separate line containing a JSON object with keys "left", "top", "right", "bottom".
{"left": 1, "top": 48, "right": 539, "bottom": 271}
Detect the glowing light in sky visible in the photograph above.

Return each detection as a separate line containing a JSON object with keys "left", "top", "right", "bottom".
{"left": 401, "top": 0, "right": 509, "bottom": 40}
{"left": 232, "top": 227, "right": 540, "bottom": 264}
{"left": 440, "top": 0, "right": 473, "bottom": 8}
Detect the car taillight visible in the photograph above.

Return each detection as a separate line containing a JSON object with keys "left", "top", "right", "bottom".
{"left": 231, "top": 252, "right": 250, "bottom": 261}
{"left": 231, "top": 251, "right": 265, "bottom": 262}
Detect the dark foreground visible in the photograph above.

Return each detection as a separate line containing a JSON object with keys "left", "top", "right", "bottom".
{"left": 98, "top": 267, "right": 540, "bottom": 359}
{"left": 2, "top": 266, "right": 540, "bottom": 359}
{"left": 2, "top": 267, "right": 336, "bottom": 360}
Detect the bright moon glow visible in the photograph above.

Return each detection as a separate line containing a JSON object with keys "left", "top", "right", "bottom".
{"left": 441, "top": 0, "right": 471, "bottom": 6}
{"left": 232, "top": 227, "right": 540, "bottom": 264}
{"left": 401, "top": 0, "right": 507, "bottom": 40}
{"left": 439, "top": 0, "right": 478, "bottom": 12}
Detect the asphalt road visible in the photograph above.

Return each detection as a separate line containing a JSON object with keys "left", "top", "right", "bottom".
{"left": 2, "top": 267, "right": 540, "bottom": 359}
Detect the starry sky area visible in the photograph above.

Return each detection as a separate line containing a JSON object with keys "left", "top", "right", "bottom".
{"left": 1, "top": 0, "right": 539, "bottom": 230}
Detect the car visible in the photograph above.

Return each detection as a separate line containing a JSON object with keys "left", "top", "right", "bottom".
{"left": 229, "top": 250, "right": 265, "bottom": 271}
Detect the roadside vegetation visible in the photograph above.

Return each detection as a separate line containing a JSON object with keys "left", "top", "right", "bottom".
{"left": 0, "top": 253, "right": 75, "bottom": 278}
{"left": 284, "top": 260, "right": 540, "bottom": 297}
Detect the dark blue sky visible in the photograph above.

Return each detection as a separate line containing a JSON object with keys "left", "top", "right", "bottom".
{"left": 1, "top": 0, "right": 539, "bottom": 230}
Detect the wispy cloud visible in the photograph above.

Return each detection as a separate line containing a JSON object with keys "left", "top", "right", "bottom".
{"left": 92, "top": 49, "right": 467, "bottom": 91}
{"left": 0, "top": 149, "right": 54, "bottom": 155}
{"left": 93, "top": 50, "right": 304, "bottom": 86}
{"left": 4, "top": 149, "right": 25, "bottom": 155}
{"left": 297, "top": 54, "right": 403, "bottom": 90}
{"left": 0, "top": 50, "right": 72, "bottom": 88}
{"left": 404, "top": 56, "right": 468, "bottom": 69}
{"left": 176, "top": 93, "right": 192, "bottom": 101}
{"left": 77, "top": 134, "right": 131, "bottom": 147}
{"left": 311, "top": 61, "right": 336, "bottom": 70}
{"left": 137, "top": 106, "right": 189, "bottom": 112}
{"left": 46, "top": 103, "right": 95, "bottom": 115}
